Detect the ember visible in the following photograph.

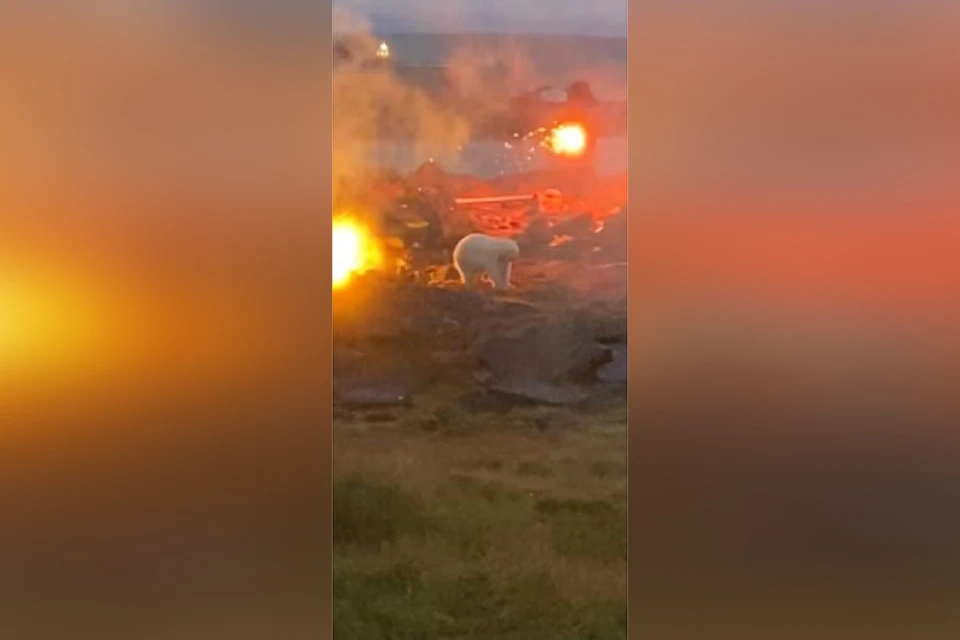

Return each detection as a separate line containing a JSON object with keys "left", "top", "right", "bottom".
{"left": 332, "top": 217, "right": 382, "bottom": 289}
{"left": 546, "top": 123, "right": 587, "bottom": 157}
{"left": 550, "top": 234, "right": 575, "bottom": 248}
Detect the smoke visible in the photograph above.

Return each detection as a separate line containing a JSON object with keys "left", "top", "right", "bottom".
{"left": 332, "top": 11, "right": 471, "bottom": 208}
{"left": 331, "top": 10, "right": 631, "bottom": 205}
{"left": 443, "top": 40, "right": 539, "bottom": 119}
{"left": 333, "top": 5, "right": 371, "bottom": 35}
{"left": 443, "top": 33, "right": 627, "bottom": 106}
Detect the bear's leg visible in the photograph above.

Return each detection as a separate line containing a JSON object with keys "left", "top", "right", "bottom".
{"left": 462, "top": 267, "right": 482, "bottom": 289}
{"left": 455, "top": 261, "right": 472, "bottom": 286}
{"left": 487, "top": 260, "right": 508, "bottom": 290}
{"left": 502, "top": 260, "right": 513, "bottom": 289}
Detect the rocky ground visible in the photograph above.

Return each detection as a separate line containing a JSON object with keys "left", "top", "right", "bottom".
{"left": 333, "top": 261, "right": 626, "bottom": 413}
{"left": 334, "top": 163, "right": 628, "bottom": 415}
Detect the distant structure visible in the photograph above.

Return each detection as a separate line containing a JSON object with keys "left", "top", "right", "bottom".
{"left": 333, "top": 35, "right": 392, "bottom": 70}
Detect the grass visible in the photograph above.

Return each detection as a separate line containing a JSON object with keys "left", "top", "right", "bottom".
{"left": 334, "top": 390, "right": 627, "bottom": 639}
{"left": 333, "top": 477, "right": 433, "bottom": 549}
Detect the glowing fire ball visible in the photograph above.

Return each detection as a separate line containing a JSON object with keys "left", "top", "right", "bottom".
{"left": 547, "top": 123, "right": 588, "bottom": 157}
{"left": 332, "top": 217, "right": 382, "bottom": 289}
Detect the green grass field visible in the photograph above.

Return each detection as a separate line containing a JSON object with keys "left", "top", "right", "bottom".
{"left": 333, "top": 389, "right": 627, "bottom": 639}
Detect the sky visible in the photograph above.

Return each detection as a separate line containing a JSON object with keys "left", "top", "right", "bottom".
{"left": 333, "top": 0, "right": 628, "bottom": 36}
{"left": 73, "top": 0, "right": 626, "bottom": 37}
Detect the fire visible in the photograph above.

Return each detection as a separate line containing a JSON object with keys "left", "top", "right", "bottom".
{"left": 332, "top": 217, "right": 381, "bottom": 289}
{"left": 547, "top": 123, "right": 587, "bottom": 157}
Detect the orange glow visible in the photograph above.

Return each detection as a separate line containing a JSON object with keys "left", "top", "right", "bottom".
{"left": 0, "top": 261, "right": 122, "bottom": 381}
{"left": 332, "top": 217, "right": 382, "bottom": 289}
{"left": 546, "top": 123, "right": 587, "bottom": 157}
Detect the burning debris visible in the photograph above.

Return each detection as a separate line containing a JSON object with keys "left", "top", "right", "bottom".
{"left": 331, "top": 163, "right": 625, "bottom": 289}
{"left": 332, "top": 159, "right": 626, "bottom": 408}
{"left": 454, "top": 188, "right": 565, "bottom": 214}
{"left": 483, "top": 122, "right": 595, "bottom": 175}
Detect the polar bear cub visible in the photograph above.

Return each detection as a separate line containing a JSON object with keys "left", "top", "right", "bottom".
{"left": 452, "top": 233, "right": 520, "bottom": 291}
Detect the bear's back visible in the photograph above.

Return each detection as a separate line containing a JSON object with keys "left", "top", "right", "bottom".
{"left": 453, "top": 233, "right": 517, "bottom": 263}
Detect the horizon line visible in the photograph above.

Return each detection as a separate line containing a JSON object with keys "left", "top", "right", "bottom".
{"left": 334, "top": 29, "right": 627, "bottom": 38}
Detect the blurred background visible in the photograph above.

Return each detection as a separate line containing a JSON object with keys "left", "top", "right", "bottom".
{"left": 630, "top": 1, "right": 960, "bottom": 636}
{"left": 1, "top": 4, "right": 329, "bottom": 638}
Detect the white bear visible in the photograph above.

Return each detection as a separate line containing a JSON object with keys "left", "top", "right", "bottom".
{"left": 452, "top": 233, "right": 520, "bottom": 291}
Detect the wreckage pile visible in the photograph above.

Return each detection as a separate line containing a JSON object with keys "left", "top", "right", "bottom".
{"left": 333, "top": 162, "right": 627, "bottom": 412}
{"left": 337, "top": 162, "right": 625, "bottom": 252}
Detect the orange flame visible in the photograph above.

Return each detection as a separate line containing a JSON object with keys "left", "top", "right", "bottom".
{"left": 546, "top": 123, "right": 587, "bottom": 157}
{"left": 332, "top": 217, "right": 382, "bottom": 289}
